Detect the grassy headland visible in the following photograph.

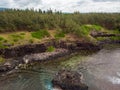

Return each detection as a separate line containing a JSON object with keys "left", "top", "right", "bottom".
{"left": 0, "top": 9, "right": 119, "bottom": 49}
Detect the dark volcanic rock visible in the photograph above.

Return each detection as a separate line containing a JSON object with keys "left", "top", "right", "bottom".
{"left": 76, "top": 42, "right": 101, "bottom": 50}
{"left": 0, "top": 59, "right": 21, "bottom": 73}
{"left": 0, "top": 43, "right": 46, "bottom": 58}
{"left": 0, "top": 40, "right": 101, "bottom": 59}
{"left": 52, "top": 70, "right": 88, "bottom": 90}
{"left": 0, "top": 64, "right": 14, "bottom": 73}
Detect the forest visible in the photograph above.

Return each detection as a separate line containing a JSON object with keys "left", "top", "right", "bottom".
{"left": 0, "top": 9, "right": 120, "bottom": 33}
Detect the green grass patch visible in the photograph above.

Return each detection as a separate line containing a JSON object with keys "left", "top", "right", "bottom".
{"left": 31, "top": 30, "right": 50, "bottom": 39}
{"left": 54, "top": 30, "right": 65, "bottom": 39}
{"left": 110, "top": 36, "right": 120, "bottom": 41}
{"left": 10, "top": 34, "right": 24, "bottom": 39}
{"left": 69, "top": 24, "right": 103, "bottom": 38}
{"left": 0, "top": 36, "right": 5, "bottom": 41}
{"left": 80, "top": 25, "right": 102, "bottom": 36}
{"left": 20, "top": 33, "right": 26, "bottom": 35}
{"left": 0, "top": 42, "right": 8, "bottom": 49}
{"left": 46, "top": 46, "right": 55, "bottom": 52}
{"left": 0, "top": 56, "right": 5, "bottom": 64}
{"left": 9, "top": 34, "right": 25, "bottom": 43}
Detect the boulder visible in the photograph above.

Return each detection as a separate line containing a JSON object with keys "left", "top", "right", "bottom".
{"left": 52, "top": 70, "right": 88, "bottom": 90}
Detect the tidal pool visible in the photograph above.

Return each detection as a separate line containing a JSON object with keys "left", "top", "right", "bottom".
{"left": 0, "top": 46, "right": 120, "bottom": 90}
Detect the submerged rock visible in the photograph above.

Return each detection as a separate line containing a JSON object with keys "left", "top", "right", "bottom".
{"left": 52, "top": 70, "right": 88, "bottom": 90}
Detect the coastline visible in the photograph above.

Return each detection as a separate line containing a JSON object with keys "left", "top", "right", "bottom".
{"left": 0, "top": 39, "right": 119, "bottom": 74}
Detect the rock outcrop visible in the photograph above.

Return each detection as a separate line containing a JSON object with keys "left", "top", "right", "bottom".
{"left": 90, "top": 30, "right": 120, "bottom": 37}
{"left": 0, "top": 43, "right": 46, "bottom": 58}
{"left": 23, "top": 49, "right": 69, "bottom": 64}
{"left": 0, "top": 40, "right": 101, "bottom": 73}
{"left": 0, "top": 40, "right": 101, "bottom": 58}
{"left": 52, "top": 70, "right": 88, "bottom": 90}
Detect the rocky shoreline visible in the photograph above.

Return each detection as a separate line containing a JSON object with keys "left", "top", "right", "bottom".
{"left": 0, "top": 39, "right": 120, "bottom": 74}
{"left": 0, "top": 38, "right": 120, "bottom": 72}
{"left": 0, "top": 40, "right": 119, "bottom": 90}
{"left": 0, "top": 40, "right": 101, "bottom": 74}
{"left": 23, "top": 49, "right": 70, "bottom": 64}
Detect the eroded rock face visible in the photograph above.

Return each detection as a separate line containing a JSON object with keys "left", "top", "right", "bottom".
{"left": 52, "top": 70, "right": 88, "bottom": 90}
{"left": 0, "top": 43, "right": 46, "bottom": 58}
{"left": 23, "top": 49, "right": 69, "bottom": 64}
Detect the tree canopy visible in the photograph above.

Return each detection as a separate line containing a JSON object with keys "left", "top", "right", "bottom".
{"left": 0, "top": 9, "right": 119, "bottom": 33}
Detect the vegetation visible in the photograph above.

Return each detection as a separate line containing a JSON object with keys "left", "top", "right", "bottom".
{"left": 46, "top": 46, "right": 55, "bottom": 52}
{"left": 54, "top": 30, "right": 65, "bottom": 39}
{"left": 0, "top": 56, "right": 5, "bottom": 64}
{"left": 31, "top": 30, "right": 50, "bottom": 39}
{"left": 0, "top": 9, "right": 119, "bottom": 49}
{"left": 0, "top": 9, "right": 119, "bottom": 33}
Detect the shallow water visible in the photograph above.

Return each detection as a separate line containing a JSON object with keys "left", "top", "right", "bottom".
{"left": 0, "top": 47, "right": 120, "bottom": 90}
{"left": 79, "top": 48, "right": 120, "bottom": 90}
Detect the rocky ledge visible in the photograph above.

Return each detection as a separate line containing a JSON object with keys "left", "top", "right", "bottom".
{"left": 23, "top": 49, "right": 69, "bottom": 64}
{"left": 52, "top": 70, "right": 88, "bottom": 90}
{"left": 0, "top": 41, "right": 101, "bottom": 74}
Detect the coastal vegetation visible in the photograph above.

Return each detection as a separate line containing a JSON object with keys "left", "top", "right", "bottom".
{"left": 0, "top": 56, "right": 5, "bottom": 64}
{"left": 46, "top": 46, "right": 55, "bottom": 52}
{"left": 0, "top": 9, "right": 119, "bottom": 49}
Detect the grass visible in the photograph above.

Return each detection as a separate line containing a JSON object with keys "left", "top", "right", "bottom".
{"left": 0, "top": 30, "right": 52, "bottom": 48}
{"left": 80, "top": 25, "right": 103, "bottom": 36}
{"left": 0, "top": 24, "right": 118, "bottom": 49}
{"left": 0, "top": 31, "right": 41, "bottom": 48}
{"left": 0, "top": 36, "right": 4, "bottom": 41}
{"left": 0, "top": 43, "right": 8, "bottom": 49}
{"left": 31, "top": 30, "right": 50, "bottom": 39}
{"left": 54, "top": 30, "right": 65, "bottom": 39}
{"left": 46, "top": 46, "right": 55, "bottom": 52}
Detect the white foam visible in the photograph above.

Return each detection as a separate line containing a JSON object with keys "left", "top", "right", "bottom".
{"left": 107, "top": 76, "right": 120, "bottom": 84}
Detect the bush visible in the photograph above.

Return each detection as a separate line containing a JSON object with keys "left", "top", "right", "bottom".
{"left": 29, "top": 39, "right": 34, "bottom": 43}
{"left": 0, "top": 56, "right": 5, "bottom": 64}
{"left": 9, "top": 34, "right": 24, "bottom": 42}
{"left": 0, "top": 42, "right": 8, "bottom": 49}
{"left": 20, "top": 33, "right": 25, "bottom": 35}
{"left": 10, "top": 34, "right": 24, "bottom": 39}
{"left": 0, "top": 36, "right": 4, "bottom": 41}
{"left": 55, "top": 30, "right": 65, "bottom": 39}
{"left": 46, "top": 46, "right": 55, "bottom": 52}
{"left": 31, "top": 30, "right": 50, "bottom": 39}
{"left": 79, "top": 25, "right": 102, "bottom": 36}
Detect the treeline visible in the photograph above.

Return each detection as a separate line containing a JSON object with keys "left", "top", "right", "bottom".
{"left": 0, "top": 9, "right": 120, "bottom": 33}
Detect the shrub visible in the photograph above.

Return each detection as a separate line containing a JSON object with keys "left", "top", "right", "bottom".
{"left": 54, "top": 31, "right": 65, "bottom": 39}
{"left": 31, "top": 30, "right": 50, "bottom": 39}
{"left": 0, "top": 36, "right": 4, "bottom": 41}
{"left": 9, "top": 34, "right": 24, "bottom": 42}
{"left": 20, "top": 33, "right": 25, "bottom": 35}
{"left": 13, "top": 38, "right": 19, "bottom": 42}
{"left": 46, "top": 46, "right": 55, "bottom": 52}
{"left": 0, "top": 42, "right": 8, "bottom": 49}
{"left": 29, "top": 39, "right": 34, "bottom": 43}
{"left": 0, "top": 56, "right": 5, "bottom": 64}
{"left": 10, "top": 34, "right": 24, "bottom": 39}
{"left": 3, "top": 39, "right": 8, "bottom": 43}
{"left": 79, "top": 25, "right": 103, "bottom": 36}
{"left": 92, "top": 25, "right": 102, "bottom": 31}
